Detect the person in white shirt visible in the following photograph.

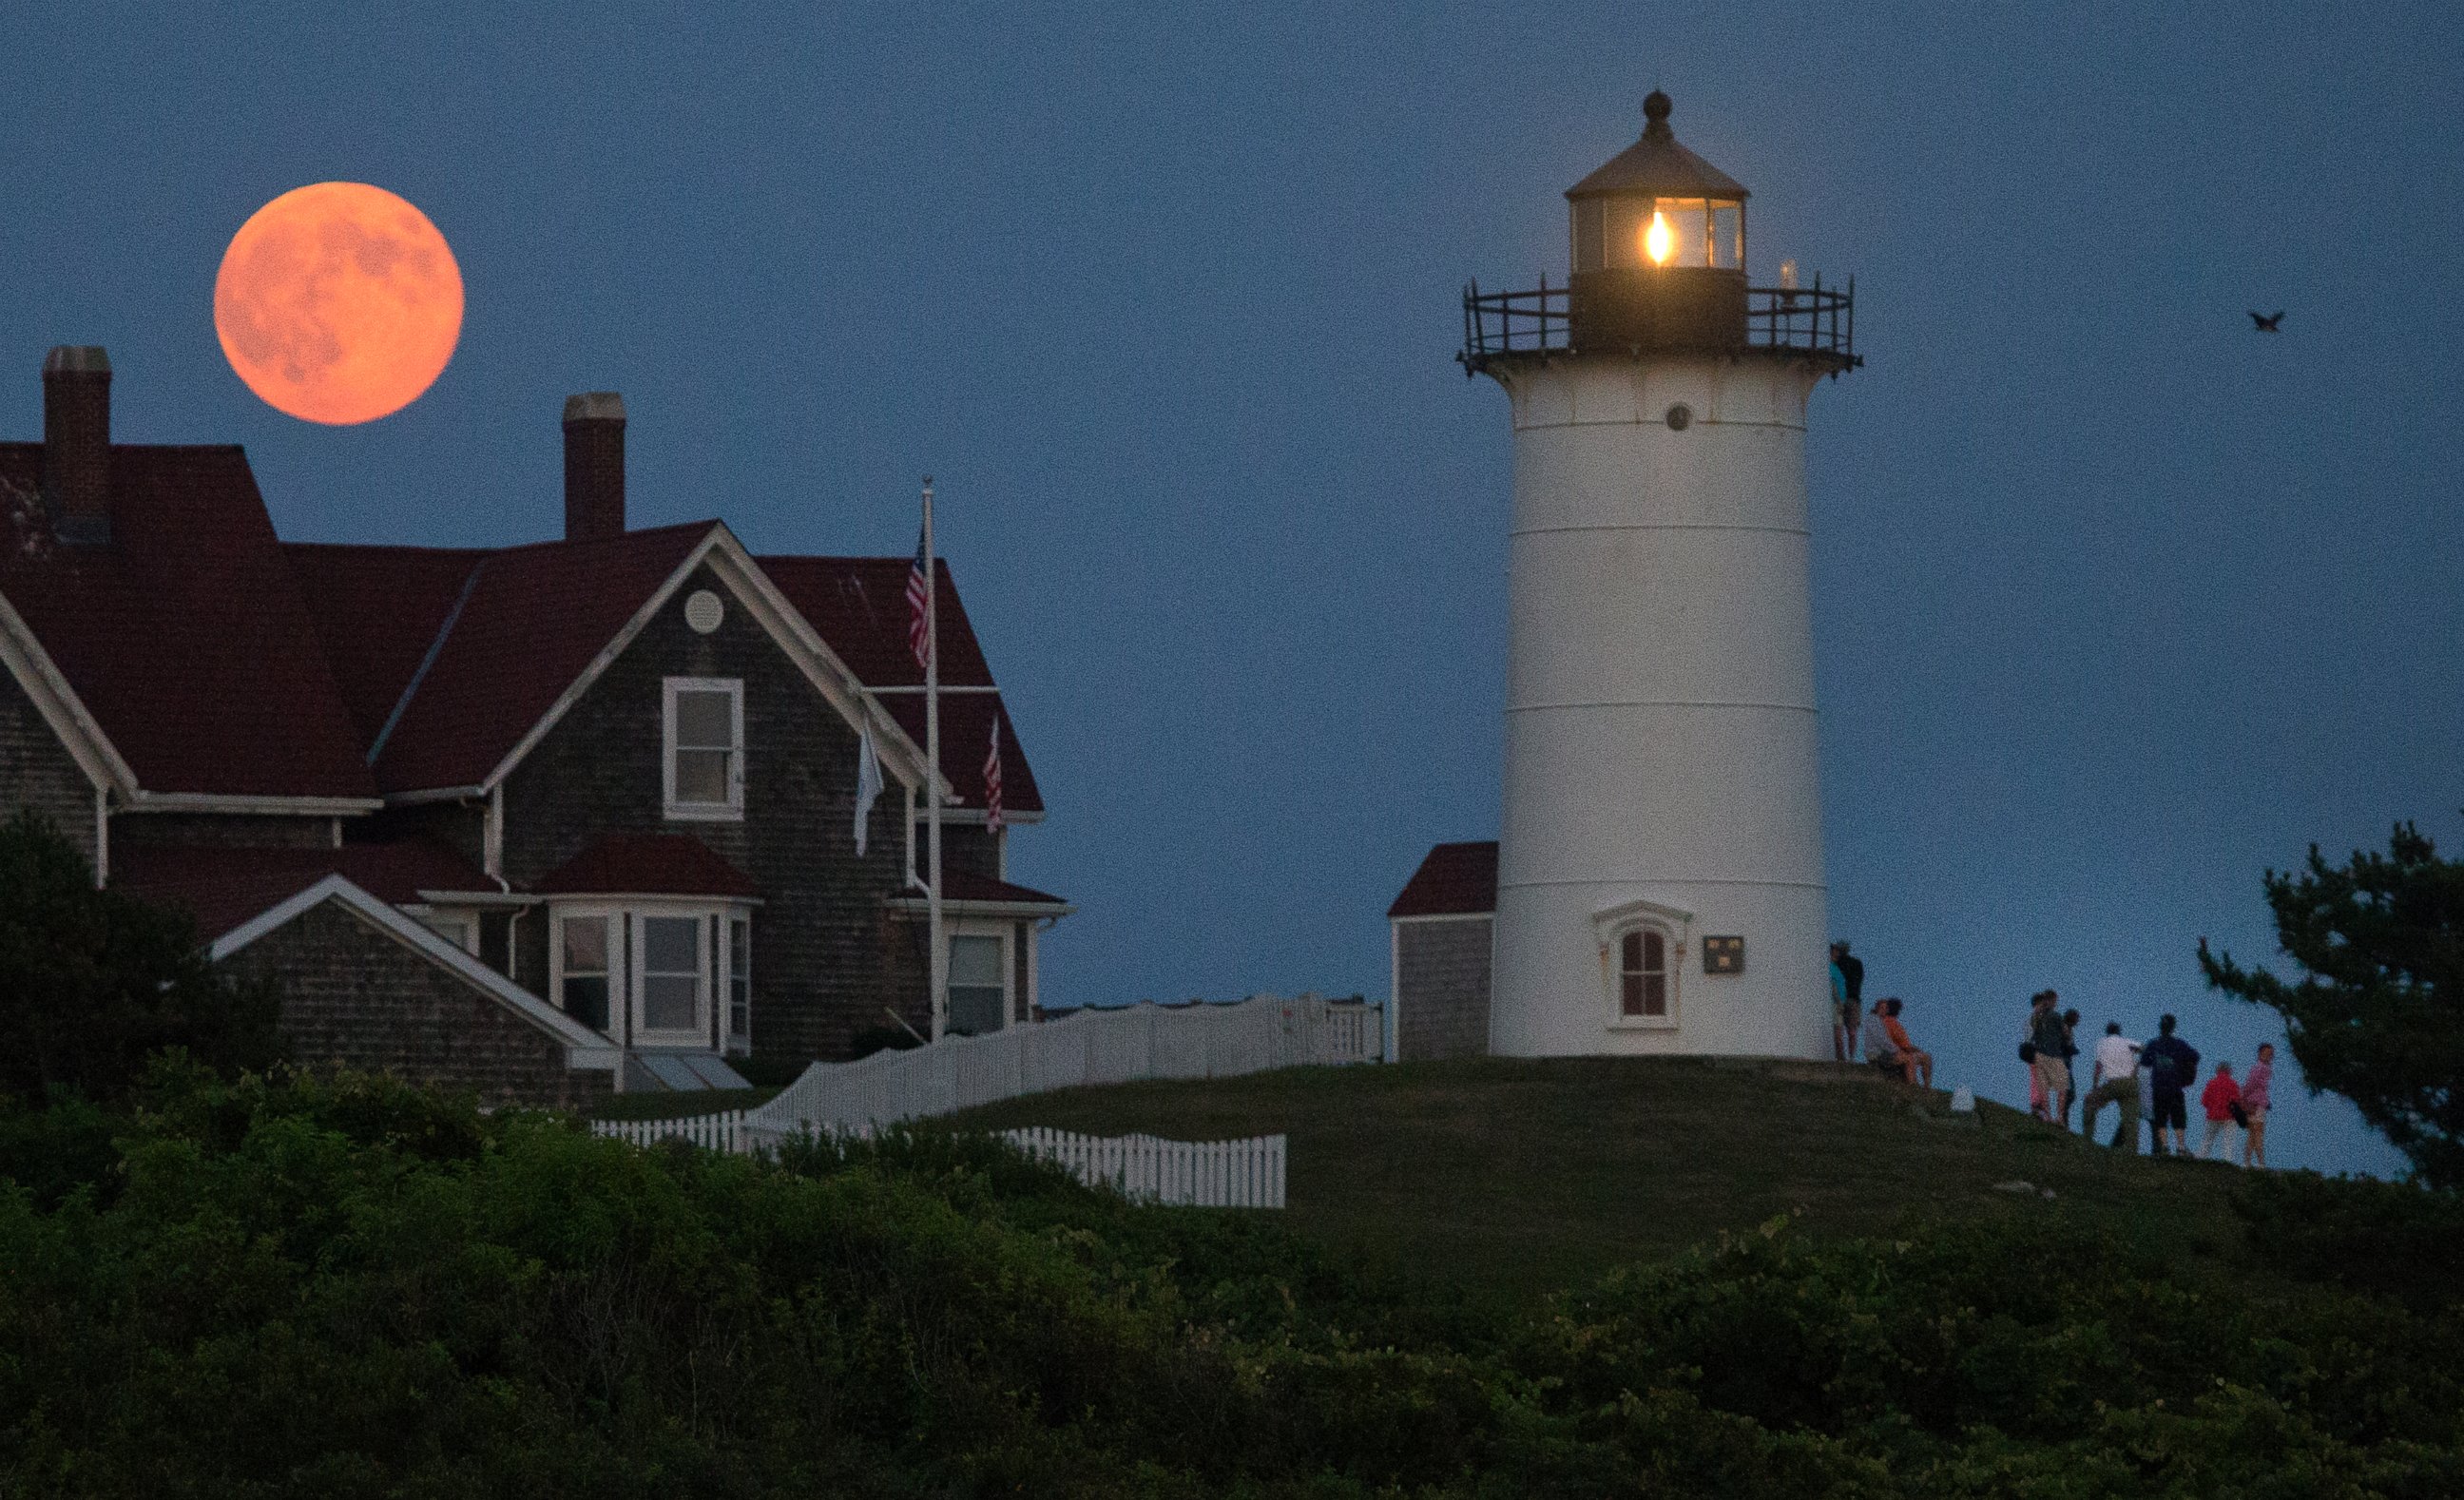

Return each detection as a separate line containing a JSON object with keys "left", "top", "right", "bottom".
{"left": 2079, "top": 1022, "right": 2143, "bottom": 1150}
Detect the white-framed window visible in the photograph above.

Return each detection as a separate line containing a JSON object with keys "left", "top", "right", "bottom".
{"left": 946, "top": 923, "right": 1011, "bottom": 1037}
{"left": 638, "top": 913, "right": 704, "bottom": 1038}
{"left": 664, "top": 676, "right": 744, "bottom": 820}
{"left": 1593, "top": 897, "right": 1689, "bottom": 1030}
{"left": 550, "top": 900, "right": 754, "bottom": 1049}
{"left": 415, "top": 909, "right": 479, "bottom": 955}
{"left": 554, "top": 908, "right": 619, "bottom": 1033}
{"left": 727, "top": 915, "right": 752, "bottom": 1052}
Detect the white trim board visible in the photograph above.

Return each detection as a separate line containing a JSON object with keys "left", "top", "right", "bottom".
{"left": 209, "top": 873, "right": 620, "bottom": 1071}
{"left": 0, "top": 585, "right": 138, "bottom": 798}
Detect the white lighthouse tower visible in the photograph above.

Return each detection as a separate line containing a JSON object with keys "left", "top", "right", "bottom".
{"left": 1463, "top": 91, "right": 1859, "bottom": 1059}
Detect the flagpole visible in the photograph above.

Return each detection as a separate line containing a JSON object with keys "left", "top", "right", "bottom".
{"left": 923, "top": 477, "right": 945, "bottom": 1045}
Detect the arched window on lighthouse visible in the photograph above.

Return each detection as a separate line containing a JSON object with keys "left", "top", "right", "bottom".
{"left": 1594, "top": 897, "right": 1689, "bottom": 1029}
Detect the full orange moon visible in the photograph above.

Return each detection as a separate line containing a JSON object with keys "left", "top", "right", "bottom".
{"left": 214, "top": 183, "right": 463, "bottom": 425}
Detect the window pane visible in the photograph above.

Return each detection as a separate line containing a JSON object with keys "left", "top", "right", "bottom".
{"left": 1642, "top": 972, "right": 1667, "bottom": 1017}
{"left": 644, "top": 916, "right": 699, "bottom": 974}
{"left": 949, "top": 984, "right": 1005, "bottom": 1037}
{"left": 672, "top": 748, "right": 730, "bottom": 805}
{"left": 949, "top": 934, "right": 1003, "bottom": 988}
{"left": 643, "top": 974, "right": 698, "bottom": 1030}
{"left": 1643, "top": 930, "right": 1664, "bottom": 971}
{"left": 1621, "top": 971, "right": 1644, "bottom": 1017}
{"left": 563, "top": 975, "right": 609, "bottom": 1030}
{"left": 729, "top": 918, "right": 749, "bottom": 972}
{"left": 675, "top": 690, "right": 734, "bottom": 749}
{"left": 562, "top": 916, "right": 607, "bottom": 973}
{"left": 421, "top": 914, "right": 472, "bottom": 950}
{"left": 1621, "top": 931, "right": 1642, "bottom": 973}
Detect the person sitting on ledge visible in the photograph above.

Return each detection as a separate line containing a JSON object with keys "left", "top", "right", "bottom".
{"left": 1875, "top": 998, "right": 1933, "bottom": 1088}
{"left": 1865, "top": 998, "right": 1901, "bottom": 1078}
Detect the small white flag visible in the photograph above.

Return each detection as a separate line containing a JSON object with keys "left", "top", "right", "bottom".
{"left": 853, "top": 721, "right": 883, "bottom": 857}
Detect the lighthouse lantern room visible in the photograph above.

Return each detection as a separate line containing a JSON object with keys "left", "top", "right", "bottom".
{"left": 1461, "top": 92, "right": 1859, "bottom": 1061}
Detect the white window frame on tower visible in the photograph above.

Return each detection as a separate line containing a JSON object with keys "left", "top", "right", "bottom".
{"left": 663, "top": 676, "right": 744, "bottom": 821}
{"left": 1592, "top": 897, "right": 1691, "bottom": 1030}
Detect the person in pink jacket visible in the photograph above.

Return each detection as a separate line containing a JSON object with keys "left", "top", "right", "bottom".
{"left": 2241, "top": 1043, "right": 2275, "bottom": 1168}
{"left": 2199, "top": 1061, "right": 2243, "bottom": 1162}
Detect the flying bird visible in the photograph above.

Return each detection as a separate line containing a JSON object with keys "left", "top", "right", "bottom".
{"left": 2249, "top": 310, "right": 2284, "bottom": 333}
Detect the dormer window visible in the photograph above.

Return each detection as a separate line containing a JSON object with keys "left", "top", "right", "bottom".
{"left": 664, "top": 677, "right": 743, "bottom": 820}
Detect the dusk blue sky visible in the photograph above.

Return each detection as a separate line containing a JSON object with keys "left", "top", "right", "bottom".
{"left": 9, "top": 5, "right": 2457, "bottom": 1176}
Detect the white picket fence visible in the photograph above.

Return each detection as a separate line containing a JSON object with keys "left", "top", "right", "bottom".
{"left": 743, "top": 993, "right": 1381, "bottom": 1146}
{"left": 1003, "top": 1126, "right": 1285, "bottom": 1208}
{"left": 589, "top": 1109, "right": 748, "bottom": 1154}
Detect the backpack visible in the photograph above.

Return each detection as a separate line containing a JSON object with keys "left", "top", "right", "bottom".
{"left": 2018, "top": 1041, "right": 2036, "bottom": 1064}
{"left": 2146, "top": 1040, "right": 2185, "bottom": 1090}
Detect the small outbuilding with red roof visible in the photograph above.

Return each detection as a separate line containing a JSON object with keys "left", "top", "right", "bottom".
{"left": 1388, "top": 840, "right": 1497, "bottom": 1061}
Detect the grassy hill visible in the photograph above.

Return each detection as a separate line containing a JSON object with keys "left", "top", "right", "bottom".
{"left": 957, "top": 1055, "right": 2257, "bottom": 1305}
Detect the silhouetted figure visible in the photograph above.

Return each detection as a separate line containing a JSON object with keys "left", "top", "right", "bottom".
{"left": 2249, "top": 310, "right": 2284, "bottom": 333}
{"left": 2142, "top": 1013, "right": 2201, "bottom": 1156}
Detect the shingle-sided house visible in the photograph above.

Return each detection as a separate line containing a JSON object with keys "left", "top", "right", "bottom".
{"left": 0, "top": 347, "right": 1068, "bottom": 1105}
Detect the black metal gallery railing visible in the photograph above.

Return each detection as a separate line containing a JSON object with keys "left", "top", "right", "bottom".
{"left": 1458, "top": 275, "right": 1860, "bottom": 371}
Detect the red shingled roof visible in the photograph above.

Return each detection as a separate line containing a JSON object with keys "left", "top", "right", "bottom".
{"left": 362, "top": 523, "right": 712, "bottom": 792}
{"left": 283, "top": 542, "right": 485, "bottom": 753}
{"left": 532, "top": 832, "right": 760, "bottom": 898}
{"left": 0, "top": 444, "right": 375, "bottom": 799}
{"left": 4, "top": 445, "right": 1043, "bottom": 815}
{"left": 939, "top": 869, "right": 1069, "bottom": 906}
{"left": 759, "top": 555, "right": 1041, "bottom": 815}
{"left": 1388, "top": 840, "right": 1498, "bottom": 918}
{"left": 760, "top": 556, "right": 994, "bottom": 688}
{"left": 113, "top": 837, "right": 495, "bottom": 939}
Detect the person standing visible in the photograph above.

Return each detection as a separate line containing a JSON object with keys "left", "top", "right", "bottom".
{"left": 2081, "top": 1021, "right": 2142, "bottom": 1150}
{"left": 2058, "top": 1008, "right": 2083, "bottom": 1128}
{"left": 2028, "top": 991, "right": 2069, "bottom": 1126}
{"left": 2241, "top": 1043, "right": 2276, "bottom": 1168}
{"left": 2140, "top": 1013, "right": 2201, "bottom": 1157}
{"left": 2199, "top": 1062, "right": 2243, "bottom": 1161}
{"left": 1831, "top": 941, "right": 1864, "bottom": 1061}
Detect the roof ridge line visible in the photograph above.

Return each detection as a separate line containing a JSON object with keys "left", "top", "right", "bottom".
{"left": 367, "top": 556, "right": 489, "bottom": 765}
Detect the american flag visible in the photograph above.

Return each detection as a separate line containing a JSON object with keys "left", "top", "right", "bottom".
{"left": 983, "top": 712, "right": 1005, "bottom": 834}
{"left": 905, "top": 525, "right": 932, "bottom": 671}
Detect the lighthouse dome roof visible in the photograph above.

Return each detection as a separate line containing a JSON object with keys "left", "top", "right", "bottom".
{"left": 1566, "top": 91, "right": 1749, "bottom": 202}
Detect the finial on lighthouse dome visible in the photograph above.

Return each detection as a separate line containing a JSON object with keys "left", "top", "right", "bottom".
{"left": 1643, "top": 88, "right": 1673, "bottom": 136}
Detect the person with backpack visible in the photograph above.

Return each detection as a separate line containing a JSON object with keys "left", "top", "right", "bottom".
{"left": 2026, "top": 991, "right": 2069, "bottom": 1125}
{"left": 2140, "top": 1013, "right": 2201, "bottom": 1156}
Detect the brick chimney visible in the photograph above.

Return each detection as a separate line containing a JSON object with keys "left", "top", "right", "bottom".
{"left": 562, "top": 392, "right": 626, "bottom": 541}
{"left": 43, "top": 346, "right": 111, "bottom": 546}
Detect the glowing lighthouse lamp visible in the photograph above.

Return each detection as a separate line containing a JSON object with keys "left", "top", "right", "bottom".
{"left": 1460, "top": 91, "right": 1859, "bottom": 1060}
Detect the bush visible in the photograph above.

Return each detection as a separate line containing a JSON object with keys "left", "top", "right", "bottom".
{"left": 2, "top": 1071, "right": 2459, "bottom": 1496}
{"left": 0, "top": 813, "right": 284, "bottom": 1102}
{"left": 2233, "top": 1169, "right": 2464, "bottom": 1309}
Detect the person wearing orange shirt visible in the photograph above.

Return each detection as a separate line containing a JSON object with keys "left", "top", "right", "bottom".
{"left": 1877, "top": 998, "right": 1932, "bottom": 1088}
